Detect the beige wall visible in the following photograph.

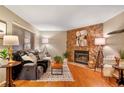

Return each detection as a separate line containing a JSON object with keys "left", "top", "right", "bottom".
{"left": 103, "top": 12, "right": 124, "bottom": 57}
{"left": 40, "top": 31, "right": 67, "bottom": 58}
{"left": 0, "top": 6, "right": 40, "bottom": 83}
{"left": 0, "top": 6, "right": 40, "bottom": 49}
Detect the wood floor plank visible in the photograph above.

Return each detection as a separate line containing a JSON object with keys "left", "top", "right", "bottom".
{"left": 14, "top": 63, "right": 116, "bottom": 87}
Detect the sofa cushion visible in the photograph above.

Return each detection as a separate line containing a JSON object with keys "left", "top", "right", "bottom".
{"left": 21, "top": 55, "right": 34, "bottom": 62}
{"left": 103, "top": 64, "right": 114, "bottom": 77}
{"left": 43, "top": 57, "right": 52, "bottom": 61}
{"left": 23, "top": 63, "right": 36, "bottom": 67}
{"left": 18, "top": 63, "right": 36, "bottom": 80}
{"left": 119, "top": 62, "right": 124, "bottom": 69}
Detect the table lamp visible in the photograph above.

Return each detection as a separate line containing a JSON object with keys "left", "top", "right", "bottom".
{"left": 95, "top": 37, "right": 106, "bottom": 46}
{"left": 94, "top": 37, "right": 106, "bottom": 70}
{"left": 3, "top": 35, "right": 19, "bottom": 63}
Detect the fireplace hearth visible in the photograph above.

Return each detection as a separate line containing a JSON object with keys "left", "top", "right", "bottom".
{"left": 74, "top": 50, "right": 89, "bottom": 64}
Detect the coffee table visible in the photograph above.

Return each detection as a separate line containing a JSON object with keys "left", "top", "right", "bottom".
{"left": 51, "top": 63, "right": 63, "bottom": 75}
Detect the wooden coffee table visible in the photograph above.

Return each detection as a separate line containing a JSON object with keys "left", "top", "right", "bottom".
{"left": 51, "top": 63, "right": 63, "bottom": 75}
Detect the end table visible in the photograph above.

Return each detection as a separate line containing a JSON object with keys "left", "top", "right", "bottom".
{"left": 0, "top": 61, "right": 21, "bottom": 87}
{"left": 112, "top": 65, "right": 124, "bottom": 86}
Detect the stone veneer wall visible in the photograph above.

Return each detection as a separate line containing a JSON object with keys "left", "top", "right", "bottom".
{"left": 67, "top": 23, "right": 103, "bottom": 63}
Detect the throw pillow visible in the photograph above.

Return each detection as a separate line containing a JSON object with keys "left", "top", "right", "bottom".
{"left": 21, "top": 55, "right": 34, "bottom": 62}
{"left": 38, "top": 52, "right": 45, "bottom": 60}
{"left": 28, "top": 53, "right": 37, "bottom": 63}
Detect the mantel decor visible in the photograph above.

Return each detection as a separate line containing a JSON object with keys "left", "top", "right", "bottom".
{"left": 76, "top": 30, "right": 88, "bottom": 46}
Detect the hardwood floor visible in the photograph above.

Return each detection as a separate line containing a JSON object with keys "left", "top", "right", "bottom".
{"left": 14, "top": 63, "right": 117, "bottom": 87}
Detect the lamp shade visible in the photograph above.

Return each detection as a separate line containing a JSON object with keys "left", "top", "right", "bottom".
{"left": 3, "top": 35, "right": 19, "bottom": 46}
{"left": 95, "top": 37, "right": 106, "bottom": 45}
{"left": 42, "top": 38, "right": 48, "bottom": 44}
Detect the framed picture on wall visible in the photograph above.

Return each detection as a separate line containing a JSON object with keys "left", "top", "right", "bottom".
{"left": 0, "top": 20, "right": 7, "bottom": 39}
{"left": 76, "top": 30, "right": 88, "bottom": 46}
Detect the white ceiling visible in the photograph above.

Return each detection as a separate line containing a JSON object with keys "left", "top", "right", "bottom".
{"left": 5, "top": 5, "right": 124, "bottom": 31}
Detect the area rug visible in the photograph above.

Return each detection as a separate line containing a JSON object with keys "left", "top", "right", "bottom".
{"left": 36, "top": 62, "right": 74, "bottom": 82}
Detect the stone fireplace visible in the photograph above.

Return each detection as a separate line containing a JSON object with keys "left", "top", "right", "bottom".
{"left": 74, "top": 50, "right": 89, "bottom": 64}
{"left": 67, "top": 23, "right": 103, "bottom": 64}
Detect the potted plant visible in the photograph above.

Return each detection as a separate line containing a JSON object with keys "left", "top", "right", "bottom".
{"left": 53, "top": 56, "right": 63, "bottom": 64}
{"left": 0, "top": 48, "right": 8, "bottom": 65}
{"left": 63, "top": 51, "right": 68, "bottom": 62}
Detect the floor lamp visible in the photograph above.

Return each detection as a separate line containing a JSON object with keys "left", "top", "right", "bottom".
{"left": 94, "top": 37, "right": 106, "bottom": 71}
{"left": 3, "top": 35, "right": 19, "bottom": 63}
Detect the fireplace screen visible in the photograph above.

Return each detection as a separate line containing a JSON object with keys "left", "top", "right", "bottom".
{"left": 74, "top": 50, "right": 89, "bottom": 64}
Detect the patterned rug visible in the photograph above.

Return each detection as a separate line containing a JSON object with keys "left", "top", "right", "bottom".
{"left": 36, "top": 62, "right": 74, "bottom": 82}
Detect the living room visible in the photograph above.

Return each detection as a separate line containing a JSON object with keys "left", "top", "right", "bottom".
{"left": 0, "top": 5, "right": 124, "bottom": 88}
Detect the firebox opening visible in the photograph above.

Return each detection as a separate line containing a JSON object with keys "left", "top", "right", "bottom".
{"left": 74, "top": 50, "right": 89, "bottom": 64}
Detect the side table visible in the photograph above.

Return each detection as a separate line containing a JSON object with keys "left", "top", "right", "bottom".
{"left": 0, "top": 61, "right": 21, "bottom": 87}
{"left": 112, "top": 65, "right": 124, "bottom": 86}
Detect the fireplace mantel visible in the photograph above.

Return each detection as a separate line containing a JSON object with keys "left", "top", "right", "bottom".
{"left": 67, "top": 23, "right": 103, "bottom": 63}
